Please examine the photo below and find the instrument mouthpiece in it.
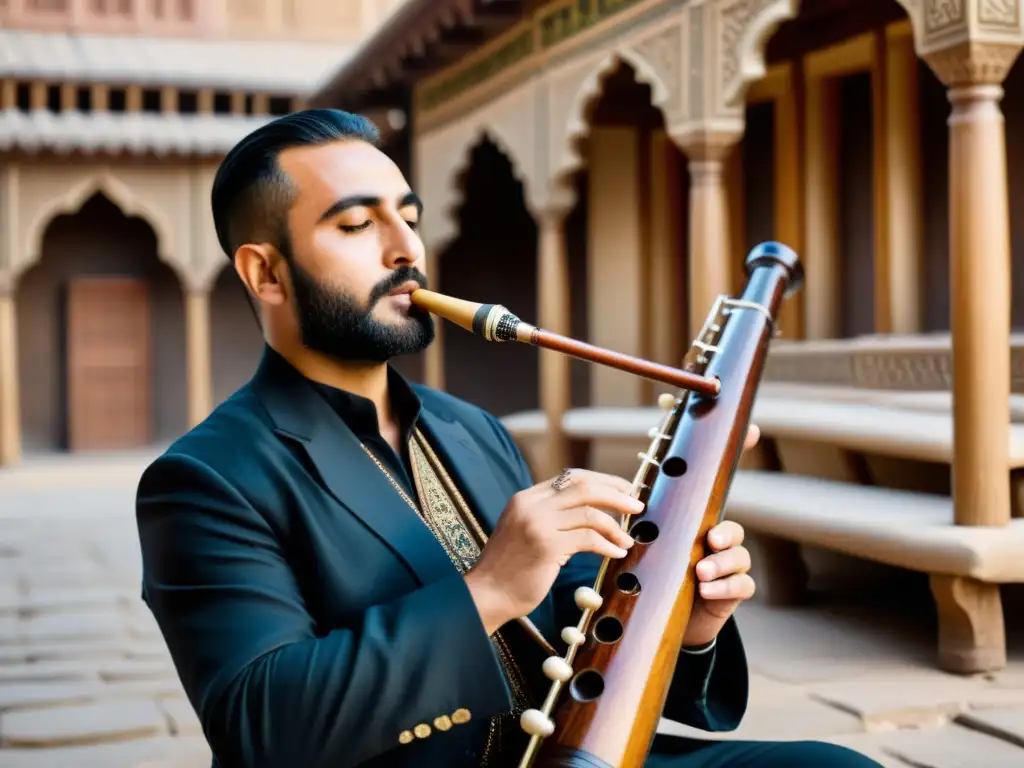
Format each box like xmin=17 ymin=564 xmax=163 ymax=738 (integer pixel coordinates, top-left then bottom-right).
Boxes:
xmin=409 ymin=289 xmax=522 ymax=342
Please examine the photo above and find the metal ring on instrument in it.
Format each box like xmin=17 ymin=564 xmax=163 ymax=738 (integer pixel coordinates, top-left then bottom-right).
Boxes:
xmin=551 ymin=468 xmax=573 ymax=492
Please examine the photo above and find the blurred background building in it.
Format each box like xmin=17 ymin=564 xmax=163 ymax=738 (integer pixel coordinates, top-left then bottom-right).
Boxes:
xmin=0 ymin=0 xmax=406 ymax=462
xmin=312 ymin=0 xmax=1024 ymax=680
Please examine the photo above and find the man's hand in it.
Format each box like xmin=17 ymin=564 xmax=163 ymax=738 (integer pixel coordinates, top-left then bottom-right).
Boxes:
xmin=465 ymin=469 xmax=641 ymax=635
xmin=681 ymin=423 xmax=761 ymax=648
xmin=681 ymin=520 xmax=756 ymax=648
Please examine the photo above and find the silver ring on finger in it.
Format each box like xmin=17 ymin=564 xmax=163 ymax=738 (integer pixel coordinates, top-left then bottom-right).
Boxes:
xmin=551 ymin=468 xmax=573 ymax=492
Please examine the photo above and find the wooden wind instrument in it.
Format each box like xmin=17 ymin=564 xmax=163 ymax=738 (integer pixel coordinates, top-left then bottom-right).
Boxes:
xmin=417 ymin=241 xmax=803 ymax=768
xmin=409 ymin=289 xmax=722 ymax=398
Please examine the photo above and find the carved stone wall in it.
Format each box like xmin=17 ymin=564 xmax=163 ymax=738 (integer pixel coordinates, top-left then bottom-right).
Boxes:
xmin=413 ymin=0 xmax=1024 ymax=251
xmin=546 ymin=15 xmax=682 ymax=184
xmin=763 ymin=335 xmax=1024 ymax=393
xmin=414 ymin=0 xmax=806 ymax=234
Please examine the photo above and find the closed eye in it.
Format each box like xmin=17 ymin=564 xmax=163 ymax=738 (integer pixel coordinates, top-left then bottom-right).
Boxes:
xmin=340 ymin=221 xmax=372 ymax=233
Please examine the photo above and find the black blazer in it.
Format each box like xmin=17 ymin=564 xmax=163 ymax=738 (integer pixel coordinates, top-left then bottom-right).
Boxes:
xmin=136 ymin=348 xmax=749 ymax=768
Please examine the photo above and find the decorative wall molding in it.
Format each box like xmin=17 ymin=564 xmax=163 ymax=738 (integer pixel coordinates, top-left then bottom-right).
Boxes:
xmin=413 ymin=0 xmax=1024 ymax=260
xmin=415 ymin=0 xmax=650 ymax=118
xmin=763 ymin=336 xmax=1024 ymax=393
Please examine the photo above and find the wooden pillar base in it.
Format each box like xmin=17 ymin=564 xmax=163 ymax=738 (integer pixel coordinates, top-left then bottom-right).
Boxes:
xmin=929 ymin=574 xmax=1006 ymax=674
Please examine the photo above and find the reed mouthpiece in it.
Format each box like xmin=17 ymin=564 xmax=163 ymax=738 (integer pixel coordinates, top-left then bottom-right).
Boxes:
xmin=409 ymin=288 xmax=523 ymax=342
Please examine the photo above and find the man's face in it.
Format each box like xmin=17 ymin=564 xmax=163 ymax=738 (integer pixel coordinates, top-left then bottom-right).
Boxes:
xmin=275 ymin=139 xmax=433 ymax=364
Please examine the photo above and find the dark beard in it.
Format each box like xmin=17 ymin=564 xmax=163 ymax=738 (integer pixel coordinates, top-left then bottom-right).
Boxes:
xmin=288 ymin=259 xmax=435 ymax=364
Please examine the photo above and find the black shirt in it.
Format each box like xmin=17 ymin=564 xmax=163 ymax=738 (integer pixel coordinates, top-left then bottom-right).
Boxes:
xmin=303 ymin=358 xmax=424 ymax=500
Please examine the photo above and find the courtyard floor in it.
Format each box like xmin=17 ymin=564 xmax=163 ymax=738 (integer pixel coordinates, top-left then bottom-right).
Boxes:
xmin=0 ymin=452 xmax=1021 ymax=767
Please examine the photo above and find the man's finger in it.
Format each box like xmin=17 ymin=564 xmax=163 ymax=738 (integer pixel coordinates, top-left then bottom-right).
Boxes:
xmin=707 ymin=520 xmax=744 ymax=551
xmin=698 ymin=573 xmax=756 ymax=601
xmin=743 ymin=424 xmax=761 ymax=452
xmin=695 ymin=546 xmax=751 ymax=582
xmin=539 ymin=468 xmax=635 ymax=498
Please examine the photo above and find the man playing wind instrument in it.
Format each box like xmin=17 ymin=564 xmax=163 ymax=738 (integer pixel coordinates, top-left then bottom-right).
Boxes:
xmin=135 ymin=109 xmax=880 ymax=768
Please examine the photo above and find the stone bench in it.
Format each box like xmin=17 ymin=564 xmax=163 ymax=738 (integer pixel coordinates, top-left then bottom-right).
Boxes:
xmin=501 ymin=391 xmax=1024 ymax=674
xmin=503 ymin=390 xmax=1024 ymax=468
xmin=727 ymin=470 xmax=1022 ymax=674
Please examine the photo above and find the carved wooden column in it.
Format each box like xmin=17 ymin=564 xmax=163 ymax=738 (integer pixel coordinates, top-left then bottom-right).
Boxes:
xmin=675 ymin=133 xmax=743 ymax=337
xmin=185 ymin=288 xmax=213 ymax=428
xmin=914 ymin=3 xmax=1024 ymax=673
xmin=0 ymin=286 xmax=20 ymax=467
xmin=536 ymin=203 xmax=573 ymax=480
xmin=923 ymin=42 xmax=1019 ymax=531
xmin=0 ymin=163 xmax=20 ymax=468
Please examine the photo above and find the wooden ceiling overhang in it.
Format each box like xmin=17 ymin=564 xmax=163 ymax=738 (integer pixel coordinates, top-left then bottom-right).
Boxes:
xmin=311 ymin=0 xmax=525 ymax=112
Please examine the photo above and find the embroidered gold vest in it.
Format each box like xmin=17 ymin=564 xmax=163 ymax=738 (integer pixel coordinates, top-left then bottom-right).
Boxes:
xmin=361 ymin=427 xmax=535 ymax=765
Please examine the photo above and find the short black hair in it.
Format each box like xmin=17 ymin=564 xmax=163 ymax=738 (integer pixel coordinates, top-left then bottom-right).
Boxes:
xmin=211 ymin=108 xmax=380 ymax=260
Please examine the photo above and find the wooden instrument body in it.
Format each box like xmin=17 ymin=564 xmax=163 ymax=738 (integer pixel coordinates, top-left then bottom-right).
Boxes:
xmin=532 ymin=246 xmax=801 ymax=768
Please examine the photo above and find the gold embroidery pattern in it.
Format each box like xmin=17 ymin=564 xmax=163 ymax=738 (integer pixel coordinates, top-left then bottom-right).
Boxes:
xmin=360 ymin=430 xmax=536 ymax=766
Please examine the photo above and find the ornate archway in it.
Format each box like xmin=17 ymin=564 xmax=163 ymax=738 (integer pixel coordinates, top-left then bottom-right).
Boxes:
xmin=415 ymin=82 xmax=539 ymax=254
xmin=17 ymin=170 xmax=183 ymax=286
xmin=15 ymin=192 xmax=187 ymax=453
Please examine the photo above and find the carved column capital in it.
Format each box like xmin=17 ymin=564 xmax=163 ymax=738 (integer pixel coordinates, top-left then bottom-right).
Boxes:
xmin=668 ymin=0 xmax=799 ymax=145
xmin=923 ymin=40 xmax=1024 ymax=87
xmin=670 ymin=126 xmax=744 ymax=165
xmin=528 ymin=181 xmax=578 ymax=226
xmin=910 ymin=0 xmax=1024 ymax=87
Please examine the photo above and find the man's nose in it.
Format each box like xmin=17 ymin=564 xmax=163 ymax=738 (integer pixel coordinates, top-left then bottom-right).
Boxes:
xmin=383 ymin=225 xmax=422 ymax=267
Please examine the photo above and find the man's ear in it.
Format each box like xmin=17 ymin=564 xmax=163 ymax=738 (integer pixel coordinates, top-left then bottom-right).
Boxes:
xmin=234 ymin=244 xmax=287 ymax=306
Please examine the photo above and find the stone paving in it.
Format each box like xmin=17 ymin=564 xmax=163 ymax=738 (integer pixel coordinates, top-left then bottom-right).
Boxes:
xmin=0 ymin=454 xmax=1021 ymax=767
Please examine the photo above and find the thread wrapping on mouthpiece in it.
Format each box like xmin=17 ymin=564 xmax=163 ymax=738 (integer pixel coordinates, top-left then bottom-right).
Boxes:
xmin=472 ymin=303 xmax=521 ymax=342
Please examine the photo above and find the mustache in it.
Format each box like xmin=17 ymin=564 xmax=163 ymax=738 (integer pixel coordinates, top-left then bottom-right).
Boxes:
xmin=368 ymin=267 xmax=428 ymax=304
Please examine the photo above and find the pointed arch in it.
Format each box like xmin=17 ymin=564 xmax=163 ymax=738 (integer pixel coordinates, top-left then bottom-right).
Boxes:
xmin=418 ymin=120 xmax=536 ymax=254
xmin=724 ymin=0 xmax=922 ymax=106
xmin=549 ymin=47 xmax=673 ymax=185
xmin=723 ymin=0 xmax=803 ymax=106
xmin=19 ymin=170 xmax=180 ymax=286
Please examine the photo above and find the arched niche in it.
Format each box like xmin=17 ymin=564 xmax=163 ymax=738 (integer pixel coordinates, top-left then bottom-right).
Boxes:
xmin=553 ymin=55 xmax=690 ymax=414
xmin=438 ymin=136 xmax=540 ymax=418
xmin=17 ymin=170 xmax=183 ymax=286
xmin=15 ymin=192 xmax=187 ymax=453
xmin=548 ymin=47 xmax=676 ymax=187
xmin=415 ymin=82 xmax=538 ymax=253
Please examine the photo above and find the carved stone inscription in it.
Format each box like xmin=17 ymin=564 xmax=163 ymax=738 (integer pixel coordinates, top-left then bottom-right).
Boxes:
xmin=925 ymin=0 xmax=966 ymax=34
xmin=978 ymin=0 xmax=1020 ymax=28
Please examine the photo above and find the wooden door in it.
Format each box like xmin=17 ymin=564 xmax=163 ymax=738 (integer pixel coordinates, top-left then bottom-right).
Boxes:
xmin=64 ymin=277 xmax=151 ymax=451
